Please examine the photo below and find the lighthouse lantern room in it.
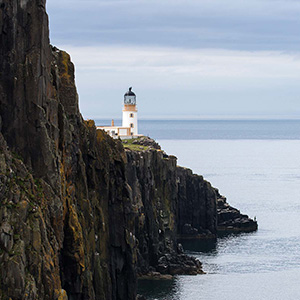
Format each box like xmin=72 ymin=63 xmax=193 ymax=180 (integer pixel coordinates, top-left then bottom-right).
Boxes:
xmin=96 ymin=87 xmax=140 ymax=138
xmin=122 ymin=87 xmax=138 ymax=136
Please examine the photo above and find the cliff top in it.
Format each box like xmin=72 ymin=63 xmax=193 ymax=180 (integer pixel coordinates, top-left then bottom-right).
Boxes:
xmin=122 ymin=136 xmax=161 ymax=151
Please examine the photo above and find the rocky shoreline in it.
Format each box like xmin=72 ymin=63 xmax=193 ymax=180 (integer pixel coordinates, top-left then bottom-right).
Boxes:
xmin=138 ymin=251 xmax=204 ymax=280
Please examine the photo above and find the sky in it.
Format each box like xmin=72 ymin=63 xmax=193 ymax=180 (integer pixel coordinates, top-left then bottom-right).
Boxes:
xmin=46 ymin=0 xmax=300 ymax=120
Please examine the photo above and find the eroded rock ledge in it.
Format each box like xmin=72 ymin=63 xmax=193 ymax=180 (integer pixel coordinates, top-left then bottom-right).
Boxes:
xmin=217 ymin=193 xmax=258 ymax=233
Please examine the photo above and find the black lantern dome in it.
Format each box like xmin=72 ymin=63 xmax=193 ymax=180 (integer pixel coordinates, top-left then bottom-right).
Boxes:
xmin=124 ymin=87 xmax=136 ymax=96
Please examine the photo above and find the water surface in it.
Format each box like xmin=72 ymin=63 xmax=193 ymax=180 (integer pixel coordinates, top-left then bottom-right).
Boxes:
xmin=95 ymin=119 xmax=300 ymax=140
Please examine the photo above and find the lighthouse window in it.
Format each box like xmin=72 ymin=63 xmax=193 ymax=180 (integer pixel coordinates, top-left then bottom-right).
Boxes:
xmin=130 ymin=123 xmax=134 ymax=128
xmin=130 ymin=113 xmax=134 ymax=118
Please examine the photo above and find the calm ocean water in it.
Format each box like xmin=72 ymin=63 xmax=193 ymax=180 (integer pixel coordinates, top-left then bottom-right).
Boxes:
xmin=97 ymin=119 xmax=300 ymax=299
xmin=95 ymin=119 xmax=300 ymax=140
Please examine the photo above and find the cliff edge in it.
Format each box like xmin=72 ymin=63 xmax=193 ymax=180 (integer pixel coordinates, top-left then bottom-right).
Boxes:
xmin=0 ymin=1 xmax=256 ymax=300
xmin=0 ymin=1 xmax=136 ymax=299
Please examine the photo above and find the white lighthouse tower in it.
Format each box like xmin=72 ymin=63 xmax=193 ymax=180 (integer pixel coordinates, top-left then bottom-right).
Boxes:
xmin=122 ymin=87 xmax=138 ymax=136
xmin=97 ymin=87 xmax=141 ymax=138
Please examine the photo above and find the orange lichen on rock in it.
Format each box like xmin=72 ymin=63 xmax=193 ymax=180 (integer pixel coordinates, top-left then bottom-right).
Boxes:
xmin=84 ymin=119 xmax=95 ymax=129
xmin=96 ymin=128 xmax=106 ymax=143
xmin=66 ymin=198 xmax=85 ymax=272
xmin=59 ymin=51 xmax=72 ymax=83
xmin=56 ymin=289 xmax=68 ymax=300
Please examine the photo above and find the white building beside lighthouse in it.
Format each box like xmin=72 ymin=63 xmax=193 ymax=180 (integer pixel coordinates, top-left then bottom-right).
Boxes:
xmin=96 ymin=87 xmax=141 ymax=138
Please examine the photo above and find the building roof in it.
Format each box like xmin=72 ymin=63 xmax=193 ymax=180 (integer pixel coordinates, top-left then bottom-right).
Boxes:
xmin=124 ymin=87 xmax=136 ymax=96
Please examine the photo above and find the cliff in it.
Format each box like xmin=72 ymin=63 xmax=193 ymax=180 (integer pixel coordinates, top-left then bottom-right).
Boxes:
xmin=0 ymin=1 xmax=136 ymax=299
xmin=0 ymin=1 xmax=256 ymax=300
xmin=126 ymin=149 xmax=208 ymax=276
xmin=124 ymin=139 xmax=257 ymax=278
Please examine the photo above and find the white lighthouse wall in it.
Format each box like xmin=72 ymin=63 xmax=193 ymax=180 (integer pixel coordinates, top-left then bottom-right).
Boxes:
xmin=122 ymin=110 xmax=138 ymax=135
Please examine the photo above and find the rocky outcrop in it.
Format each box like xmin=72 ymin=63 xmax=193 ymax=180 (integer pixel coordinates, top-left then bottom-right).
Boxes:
xmin=176 ymin=167 xmax=217 ymax=238
xmin=217 ymin=194 xmax=258 ymax=233
xmin=125 ymin=147 xmax=257 ymax=278
xmin=125 ymin=149 xmax=203 ymax=277
xmin=129 ymin=137 xmax=161 ymax=150
xmin=125 ymin=150 xmax=209 ymax=277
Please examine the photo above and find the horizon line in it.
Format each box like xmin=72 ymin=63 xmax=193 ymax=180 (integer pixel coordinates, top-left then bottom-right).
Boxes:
xmin=84 ymin=115 xmax=300 ymax=121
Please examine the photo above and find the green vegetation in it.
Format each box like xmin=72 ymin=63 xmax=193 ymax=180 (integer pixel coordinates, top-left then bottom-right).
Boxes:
xmin=11 ymin=151 xmax=23 ymax=162
xmin=121 ymin=138 xmax=149 ymax=151
xmin=34 ymin=178 xmax=44 ymax=197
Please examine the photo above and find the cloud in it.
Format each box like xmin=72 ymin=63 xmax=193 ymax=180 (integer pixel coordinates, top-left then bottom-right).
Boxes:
xmin=47 ymin=0 xmax=300 ymax=51
xmin=64 ymin=45 xmax=300 ymax=82
xmin=45 ymin=1 xmax=300 ymax=118
xmin=55 ymin=45 xmax=300 ymax=118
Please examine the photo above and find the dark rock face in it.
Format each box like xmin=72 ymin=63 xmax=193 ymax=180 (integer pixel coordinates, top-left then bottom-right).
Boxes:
xmin=125 ymin=150 xmax=216 ymax=276
xmin=0 ymin=0 xmax=57 ymax=182
xmin=177 ymin=167 xmax=217 ymax=237
xmin=156 ymin=253 xmax=203 ymax=275
xmin=124 ymin=145 xmax=257 ymax=279
xmin=217 ymin=194 xmax=258 ymax=233
xmin=125 ymin=150 xmax=179 ymax=275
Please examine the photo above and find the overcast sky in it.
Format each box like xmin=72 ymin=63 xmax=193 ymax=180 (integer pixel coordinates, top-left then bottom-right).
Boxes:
xmin=47 ymin=0 xmax=300 ymax=119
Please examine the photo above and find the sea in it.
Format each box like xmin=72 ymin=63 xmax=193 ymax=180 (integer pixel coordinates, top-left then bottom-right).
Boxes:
xmin=96 ymin=119 xmax=300 ymax=300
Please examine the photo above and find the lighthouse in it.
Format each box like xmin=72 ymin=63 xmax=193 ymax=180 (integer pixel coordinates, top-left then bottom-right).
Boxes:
xmin=122 ymin=87 xmax=138 ymax=136
xmin=96 ymin=87 xmax=141 ymax=138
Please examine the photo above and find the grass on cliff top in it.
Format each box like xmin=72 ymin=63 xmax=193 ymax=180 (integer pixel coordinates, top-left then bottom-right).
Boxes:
xmin=121 ymin=138 xmax=149 ymax=151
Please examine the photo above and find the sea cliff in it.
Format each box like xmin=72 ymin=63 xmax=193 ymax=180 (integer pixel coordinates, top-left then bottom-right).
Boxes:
xmin=0 ymin=1 xmax=256 ymax=299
